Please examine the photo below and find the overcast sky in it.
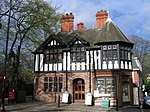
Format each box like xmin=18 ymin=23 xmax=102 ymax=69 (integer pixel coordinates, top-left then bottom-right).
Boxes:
xmin=47 ymin=0 xmax=150 ymax=40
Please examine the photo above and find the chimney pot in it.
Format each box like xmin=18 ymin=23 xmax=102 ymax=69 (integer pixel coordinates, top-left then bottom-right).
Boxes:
xmin=61 ymin=12 xmax=74 ymax=32
xmin=96 ymin=10 xmax=108 ymax=29
xmin=77 ymin=22 xmax=85 ymax=31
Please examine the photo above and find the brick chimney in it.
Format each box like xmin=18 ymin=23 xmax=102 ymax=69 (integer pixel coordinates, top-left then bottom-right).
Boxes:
xmin=96 ymin=10 xmax=108 ymax=29
xmin=61 ymin=12 xmax=74 ymax=32
xmin=77 ymin=22 xmax=85 ymax=31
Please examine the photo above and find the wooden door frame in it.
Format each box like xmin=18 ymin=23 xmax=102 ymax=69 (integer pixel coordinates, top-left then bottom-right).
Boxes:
xmin=73 ymin=78 xmax=85 ymax=102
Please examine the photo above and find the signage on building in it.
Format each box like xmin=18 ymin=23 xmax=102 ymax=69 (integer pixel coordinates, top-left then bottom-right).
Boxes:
xmin=62 ymin=91 xmax=69 ymax=103
xmin=133 ymin=87 xmax=139 ymax=105
xmin=85 ymin=92 xmax=92 ymax=105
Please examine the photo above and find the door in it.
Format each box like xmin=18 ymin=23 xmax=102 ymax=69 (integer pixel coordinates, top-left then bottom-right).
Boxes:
xmin=73 ymin=78 xmax=85 ymax=101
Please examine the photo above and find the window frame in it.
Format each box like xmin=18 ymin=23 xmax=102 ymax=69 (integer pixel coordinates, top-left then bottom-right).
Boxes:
xmin=43 ymin=76 xmax=63 ymax=93
xmin=71 ymin=46 xmax=86 ymax=62
xmin=44 ymin=49 xmax=63 ymax=64
xmin=96 ymin=78 xmax=116 ymax=95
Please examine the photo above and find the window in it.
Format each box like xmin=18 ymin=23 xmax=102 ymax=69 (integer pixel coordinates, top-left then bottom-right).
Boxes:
xmin=102 ymin=51 xmax=107 ymax=60
xmin=113 ymin=50 xmax=117 ymax=59
xmin=97 ymin=78 xmax=116 ymax=95
xmin=43 ymin=76 xmax=63 ymax=93
xmin=120 ymin=46 xmax=131 ymax=60
xmin=71 ymin=47 xmax=86 ymax=62
xmin=102 ymin=45 xmax=118 ymax=60
xmin=108 ymin=51 xmax=112 ymax=59
xmin=122 ymin=76 xmax=130 ymax=102
xmin=120 ymin=50 xmax=124 ymax=59
xmin=44 ymin=49 xmax=63 ymax=63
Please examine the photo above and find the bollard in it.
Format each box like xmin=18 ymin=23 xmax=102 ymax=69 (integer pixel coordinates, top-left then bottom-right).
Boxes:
xmin=58 ymin=94 xmax=60 ymax=107
xmin=115 ymin=98 xmax=118 ymax=111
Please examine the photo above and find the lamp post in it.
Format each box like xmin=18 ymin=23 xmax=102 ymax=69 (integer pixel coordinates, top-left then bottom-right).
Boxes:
xmin=115 ymin=79 xmax=119 ymax=111
xmin=1 ymin=76 xmax=6 ymax=112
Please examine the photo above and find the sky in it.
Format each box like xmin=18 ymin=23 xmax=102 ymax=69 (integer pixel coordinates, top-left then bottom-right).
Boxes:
xmin=46 ymin=0 xmax=150 ymax=40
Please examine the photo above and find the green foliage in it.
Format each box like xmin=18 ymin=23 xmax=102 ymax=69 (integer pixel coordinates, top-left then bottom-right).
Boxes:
xmin=19 ymin=68 xmax=34 ymax=84
xmin=145 ymin=80 xmax=150 ymax=86
xmin=0 ymin=0 xmax=62 ymax=84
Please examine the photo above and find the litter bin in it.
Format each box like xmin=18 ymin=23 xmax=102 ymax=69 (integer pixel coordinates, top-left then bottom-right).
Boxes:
xmin=102 ymin=97 xmax=110 ymax=108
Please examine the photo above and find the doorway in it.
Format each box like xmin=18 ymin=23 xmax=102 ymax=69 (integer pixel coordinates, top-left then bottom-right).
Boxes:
xmin=73 ymin=78 xmax=85 ymax=102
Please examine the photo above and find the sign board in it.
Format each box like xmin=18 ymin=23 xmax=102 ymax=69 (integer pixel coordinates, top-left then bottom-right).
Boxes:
xmin=133 ymin=87 xmax=139 ymax=105
xmin=85 ymin=92 xmax=92 ymax=105
xmin=8 ymin=87 xmax=15 ymax=100
xmin=102 ymin=97 xmax=110 ymax=108
xmin=62 ymin=91 xmax=69 ymax=103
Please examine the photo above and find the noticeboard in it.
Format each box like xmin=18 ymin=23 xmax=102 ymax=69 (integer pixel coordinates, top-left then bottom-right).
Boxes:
xmin=62 ymin=91 xmax=69 ymax=103
xmin=102 ymin=97 xmax=110 ymax=108
xmin=85 ymin=92 xmax=92 ymax=105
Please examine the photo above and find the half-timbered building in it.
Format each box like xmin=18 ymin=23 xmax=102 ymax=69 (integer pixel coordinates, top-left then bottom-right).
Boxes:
xmin=33 ymin=10 xmax=134 ymax=107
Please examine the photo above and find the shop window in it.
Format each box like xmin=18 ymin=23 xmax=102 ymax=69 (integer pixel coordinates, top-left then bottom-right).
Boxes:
xmin=97 ymin=78 xmax=116 ymax=95
xmin=43 ymin=76 xmax=63 ymax=93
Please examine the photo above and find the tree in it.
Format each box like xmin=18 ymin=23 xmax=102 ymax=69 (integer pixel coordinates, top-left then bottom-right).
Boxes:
xmin=129 ymin=35 xmax=150 ymax=79
xmin=0 ymin=0 xmax=61 ymax=84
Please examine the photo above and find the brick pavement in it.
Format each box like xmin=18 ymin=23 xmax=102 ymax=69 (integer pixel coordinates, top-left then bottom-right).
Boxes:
xmin=3 ymin=101 xmax=150 ymax=112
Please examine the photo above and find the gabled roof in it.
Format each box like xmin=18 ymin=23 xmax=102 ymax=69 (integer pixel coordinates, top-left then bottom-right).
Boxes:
xmin=33 ymin=18 xmax=134 ymax=53
xmin=94 ymin=18 xmax=133 ymax=45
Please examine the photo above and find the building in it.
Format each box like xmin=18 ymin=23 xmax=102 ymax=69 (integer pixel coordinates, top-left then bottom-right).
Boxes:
xmin=33 ymin=10 xmax=134 ymax=107
xmin=132 ymin=57 xmax=143 ymax=106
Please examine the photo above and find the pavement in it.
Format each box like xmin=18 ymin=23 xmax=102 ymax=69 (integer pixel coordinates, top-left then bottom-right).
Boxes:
xmin=3 ymin=100 xmax=150 ymax=112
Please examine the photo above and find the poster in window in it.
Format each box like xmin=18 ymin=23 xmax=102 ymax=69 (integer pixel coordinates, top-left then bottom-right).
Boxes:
xmin=97 ymin=80 xmax=105 ymax=94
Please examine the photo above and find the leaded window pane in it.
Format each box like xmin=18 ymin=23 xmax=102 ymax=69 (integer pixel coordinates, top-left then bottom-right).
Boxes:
xmin=106 ymin=79 xmax=115 ymax=94
xmin=97 ymin=80 xmax=105 ymax=94
xmin=113 ymin=50 xmax=117 ymax=59
xmin=44 ymin=83 xmax=48 ymax=92
xmin=44 ymin=77 xmax=48 ymax=82
xmin=108 ymin=51 xmax=112 ymax=59
xmin=54 ymin=83 xmax=57 ymax=92
xmin=49 ymin=83 xmax=52 ymax=92
xmin=103 ymin=51 xmax=107 ymax=60
xmin=71 ymin=46 xmax=86 ymax=62
xmin=44 ymin=48 xmax=63 ymax=64
xmin=59 ymin=83 xmax=62 ymax=92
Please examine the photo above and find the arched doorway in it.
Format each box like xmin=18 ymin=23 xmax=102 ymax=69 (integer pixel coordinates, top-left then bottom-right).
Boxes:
xmin=73 ymin=78 xmax=85 ymax=102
